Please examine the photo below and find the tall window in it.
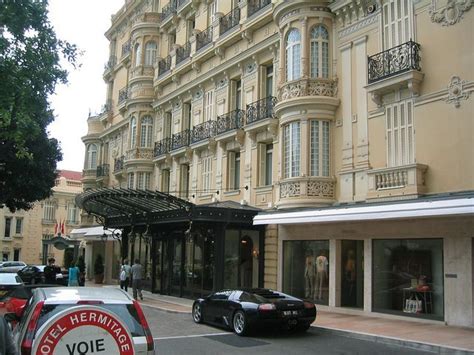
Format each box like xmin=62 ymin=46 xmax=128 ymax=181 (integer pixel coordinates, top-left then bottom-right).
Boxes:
xmin=140 ymin=116 xmax=153 ymax=148
xmin=128 ymin=172 xmax=135 ymax=189
xmin=283 ymin=122 xmax=300 ymax=178
xmin=130 ymin=116 xmax=137 ymax=148
xmin=228 ymin=151 xmax=240 ymax=190
xmin=161 ymin=169 xmax=170 ymax=193
xmin=163 ymin=112 xmax=172 ymax=138
xmin=145 ymin=41 xmax=157 ymax=66
xmin=383 ymin=0 xmax=411 ymax=48
xmin=86 ymin=144 xmax=97 ymax=170
xmin=258 ymin=143 xmax=273 ymax=186
xmin=265 ymin=65 xmax=274 ymax=97
xmin=386 ymin=100 xmax=414 ymax=167
xmin=13 ymin=249 xmax=20 ymax=261
xmin=204 ymin=90 xmax=214 ymax=121
xmin=168 ymin=32 xmax=176 ymax=52
xmin=137 ymin=172 xmax=151 ymax=190
xmin=67 ymin=203 xmax=78 ymax=224
xmin=180 ymin=164 xmax=190 ymax=199
xmin=15 ymin=218 xmax=23 ymax=235
xmin=310 ymin=25 xmax=329 ymax=79
xmin=286 ymin=29 xmax=301 ymax=81
xmin=202 ymin=157 xmax=212 ymax=194
xmin=134 ymin=43 xmax=141 ymax=67
xmin=208 ymin=1 xmax=217 ymax=25
xmin=4 ymin=217 xmax=12 ymax=238
xmin=43 ymin=201 xmax=56 ymax=222
xmin=235 ymin=80 xmax=242 ymax=110
xmin=310 ymin=120 xmax=330 ymax=177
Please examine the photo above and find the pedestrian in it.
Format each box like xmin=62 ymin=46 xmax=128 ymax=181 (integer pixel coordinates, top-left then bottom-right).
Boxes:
xmin=131 ymin=258 xmax=143 ymax=301
xmin=68 ymin=261 xmax=80 ymax=287
xmin=120 ymin=258 xmax=132 ymax=292
xmin=0 ymin=315 xmax=16 ymax=355
xmin=44 ymin=257 xmax=61 ymax=284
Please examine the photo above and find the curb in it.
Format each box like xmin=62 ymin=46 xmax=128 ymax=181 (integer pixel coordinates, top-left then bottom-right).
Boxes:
xmin=313 ymin=326 xmax=474 ymax=355
xmin=139 ymin=300 xmax=192 ymax=315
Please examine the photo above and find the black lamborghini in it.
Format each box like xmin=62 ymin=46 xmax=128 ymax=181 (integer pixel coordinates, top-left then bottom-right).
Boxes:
xmin=192 ymin=288 xmax=316 ymax=336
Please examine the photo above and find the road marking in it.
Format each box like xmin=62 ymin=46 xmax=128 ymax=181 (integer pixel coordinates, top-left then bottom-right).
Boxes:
xmin=154 ymin=332 xmax=230 ymax=340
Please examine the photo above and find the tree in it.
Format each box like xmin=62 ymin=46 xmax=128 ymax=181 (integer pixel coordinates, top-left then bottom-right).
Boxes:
xmin=0 ymin=0 xmax=79 ymax=212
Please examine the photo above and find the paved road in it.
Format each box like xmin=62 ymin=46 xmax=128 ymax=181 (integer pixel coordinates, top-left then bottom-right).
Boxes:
xmin=144 ymin=305 xmax=431 ymax=355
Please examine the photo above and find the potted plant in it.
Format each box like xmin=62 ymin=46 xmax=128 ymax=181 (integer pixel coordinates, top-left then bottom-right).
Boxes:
xmin=77 ymin=255 xmax=86 ymax=286
xmin=94 ymin=254 xmax=104 ymax=284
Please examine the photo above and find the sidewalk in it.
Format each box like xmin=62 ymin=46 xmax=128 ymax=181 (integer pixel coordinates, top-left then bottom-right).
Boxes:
xmin=88 ymin=282 xmax=474 ymax=354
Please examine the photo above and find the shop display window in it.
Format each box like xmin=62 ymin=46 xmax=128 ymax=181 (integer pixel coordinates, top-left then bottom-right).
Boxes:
xmin=373 ymin=239 xmax=444 ymax=320
xmin=283 ymin=240 xmax=329 ymax=305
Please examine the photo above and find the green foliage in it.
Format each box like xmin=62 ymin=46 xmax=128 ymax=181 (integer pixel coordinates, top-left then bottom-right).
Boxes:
xmin=0 ymin=0 xmax=79 ymax=212
xmin=77 ymin=255 xmax=86 ymax=273
xmin=94 ymin=254 xmax=104 ymax=275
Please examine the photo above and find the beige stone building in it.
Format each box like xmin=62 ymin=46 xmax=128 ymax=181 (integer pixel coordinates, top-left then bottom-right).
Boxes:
xmin=78 ymin=0 xmax=473 ymax=326
xmin=0 ymin=170 xmax=83 ymax=266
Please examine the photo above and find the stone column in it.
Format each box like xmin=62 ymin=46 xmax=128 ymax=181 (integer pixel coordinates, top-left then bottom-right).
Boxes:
xmin=300 ymin=17 xmax=309 ymax=78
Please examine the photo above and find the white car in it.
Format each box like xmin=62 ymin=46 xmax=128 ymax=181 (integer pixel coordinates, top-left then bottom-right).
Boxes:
xmin=7 ymin=287 xmax=155 ymax=354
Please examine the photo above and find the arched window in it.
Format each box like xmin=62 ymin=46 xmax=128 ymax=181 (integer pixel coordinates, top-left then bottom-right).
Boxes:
xmin=86 ymin=144 xmax=97 ymax=170
xmin=134 ymin=43 xmax=141 ymax=67
xmin=130 ymin=117 xmax=137 ymax=148
xmin=286 ymin=29 xmax=301 ymax=81
xmin=140 ymin=116 xmax=153 ymax=148
xmin=310 ymin=25 xmax=329 ymax=79
xmin=144 ymin=41 xmax=157 ymax=66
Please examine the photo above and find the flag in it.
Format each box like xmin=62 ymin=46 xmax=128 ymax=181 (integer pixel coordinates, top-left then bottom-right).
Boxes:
xmin=54 ymin=220 xmax=58 ymax=235
xmin=61 ymin=219 xmax=65 ymax=235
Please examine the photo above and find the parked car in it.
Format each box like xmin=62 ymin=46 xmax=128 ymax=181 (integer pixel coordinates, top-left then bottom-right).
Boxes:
xmin=6 ymin=287 xmax=155 ymax=354
xmin=55 ymin=268 xmax=69 ymax=286
xmin=17 ymin=265 xmax=46 ymax=285
xmin=192 ymin=288 xmax=317 ymax=336
xmin=0 ymin=261 xmax=27 ymax=268
xmin=0 ymin=273 xmax=24 ymax=315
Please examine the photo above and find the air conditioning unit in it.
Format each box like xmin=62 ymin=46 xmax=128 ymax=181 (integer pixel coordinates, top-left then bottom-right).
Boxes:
xmin=367 ymin=4 xmax=376 ymax=14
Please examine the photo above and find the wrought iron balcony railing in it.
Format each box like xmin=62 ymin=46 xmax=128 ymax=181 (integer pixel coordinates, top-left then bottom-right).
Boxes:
xmin=158 ymin=55 xmax=172 ymax=76
xmin=121 ymin=40 xmax=131 ymax=58
xmin=220 ymin=7 xmax=240 ymax=36
xmin=191 ymin=120 xmax=216 ymax=144
xmin=96 ymin=164 xmax=110 ymax=178
xmin=368 ymin=40 xmax=421 ymax=84
xmin=216 ymin=109 xmax=244 ymax=135
xmin=118 ymin=87 xmax=128 ymax=104
xmin=246 ymin=96 xmax=277 ymax=124
xmin=177 ymin=0 xmax=189 ymax=8
xmin=114 ymin=156 xmax=124 ymax=174
xmin=104 ymin=56 xmax=116 ymax=73
xmin=176 ymin=42 xmax=191 ymax=65
xmin=248 ymin=0 xmax=271 ymax=17
xmin=154 ymin=138 xmax=171 ymax=157
xmin=171 ymin=129 xmax=190 ymax=151
xmin=162 ymin=0 xmax=177 ymax=21
xmin=196 ymin=26 xmax=213 ymax=52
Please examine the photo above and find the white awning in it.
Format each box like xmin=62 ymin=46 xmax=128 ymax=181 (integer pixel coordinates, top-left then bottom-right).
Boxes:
xmin=253 ymin=197 xmax=474 ymax=225
xmin=70 ymin=226 xmax=121 ymax=241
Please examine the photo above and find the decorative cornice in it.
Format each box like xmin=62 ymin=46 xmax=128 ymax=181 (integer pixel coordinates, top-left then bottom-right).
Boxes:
xmin=338 ymin=11 xmax=379 ymax=39
xmin=429 ymin=0 xmax=473 ymax=26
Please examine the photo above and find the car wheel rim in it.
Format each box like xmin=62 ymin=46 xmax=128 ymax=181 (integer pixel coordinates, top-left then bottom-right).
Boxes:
xmin=193 ymin=305 xmax=201 ymax=322
xmin=234 ymin=313 xmax=244 ymax=333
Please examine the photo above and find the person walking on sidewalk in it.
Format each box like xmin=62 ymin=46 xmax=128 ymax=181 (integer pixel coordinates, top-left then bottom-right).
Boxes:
xmin=68 ymin=261 xmax=80 ymax=287
xmin=120 ymin=258 xmax=132 ymax=292
xmin=131 ymin=258 xmax=143 ymax=301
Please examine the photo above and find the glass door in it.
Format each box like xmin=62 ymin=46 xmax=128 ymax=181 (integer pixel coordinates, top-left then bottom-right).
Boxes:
xmin=341 ymin=240 xmax=364 ymax=308
xmin=153 ymin=240 xmax=162 ymax=293
xmin=171 ymin=238 xmax=183 ymax=297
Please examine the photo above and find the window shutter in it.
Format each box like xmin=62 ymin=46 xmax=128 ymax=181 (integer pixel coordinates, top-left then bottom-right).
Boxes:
xmin=228 ymin=152 xmax=236 ymax=189
xmin=258 ymin=143 xmax=266 ymax=186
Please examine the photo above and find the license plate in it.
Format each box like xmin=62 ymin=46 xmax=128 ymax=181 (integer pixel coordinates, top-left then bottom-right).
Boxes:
xmin=283 ymin=310 xmax=299 ymax=316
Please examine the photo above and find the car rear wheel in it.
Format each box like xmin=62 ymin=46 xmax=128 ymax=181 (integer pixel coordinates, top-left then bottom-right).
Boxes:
xmin=233 ymin=310 xmax=249 ymax=336
xmin=192 ymin=303 xmax=203 ymax=323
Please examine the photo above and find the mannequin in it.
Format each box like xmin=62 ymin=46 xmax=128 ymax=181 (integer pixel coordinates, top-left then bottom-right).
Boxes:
xmin=314 ymin=250 xmax=329 ymax=300
xmin=304 ymin=250 xmax=315 ymax=299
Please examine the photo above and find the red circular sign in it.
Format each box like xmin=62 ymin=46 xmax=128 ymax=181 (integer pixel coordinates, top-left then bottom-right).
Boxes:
xmin=33 ymin=306 xmax=135 ymax=355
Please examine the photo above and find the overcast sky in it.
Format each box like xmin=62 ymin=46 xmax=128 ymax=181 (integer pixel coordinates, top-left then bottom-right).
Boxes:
xmin=47 ymin=0 xmax=124 ymax=172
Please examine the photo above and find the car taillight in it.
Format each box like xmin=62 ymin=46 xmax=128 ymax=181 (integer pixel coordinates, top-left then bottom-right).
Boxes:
xmin=258 ymin=303 xmax=276 ymax=312
xmin=77 ymin=300 xmax=104 ymax=305
xmin=304 ymin=301 xmax=315 ymax=309
xmin=21 ymin=300 xmax=44 ymax=355
xmin=133 ymin=300 xmax=154 ymax=351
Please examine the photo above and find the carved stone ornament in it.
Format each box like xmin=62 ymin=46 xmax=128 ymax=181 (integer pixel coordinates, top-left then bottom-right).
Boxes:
xmin=429 ymin=0 xmax=473 ymax=26
xmin=445 ymin=76 xmax=471 ymax=108
xmin=216 ymin=77 xmax=228 ymax=89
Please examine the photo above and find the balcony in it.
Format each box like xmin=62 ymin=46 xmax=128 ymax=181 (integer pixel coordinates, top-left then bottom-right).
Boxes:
xmin=216 ymin=109 xmax=244 ymax=135
xmin=367 ymin=164 xmax=428 ymax=200
xmin=81 ymin=168 xmax=97 ymax=187
xmin=196 ymin=26 xmax=213 ymax=52
xmin=125 ymin=147 xmax=154 ymax=161
xmin=161 ymin=0 xmax=177 ymax=24
xmin=96 ymin=164 xmax=110 ymax=178
xmin=247 ymin=0 xmax=271 ymax=18
xmin=103 ymin=55 xmax=117 ymax=79
xmin=113 ymin=156 xmax=124 ymax=175
xmin=278 ymin=177 xmax=336 ymax=208
xmin=154 ymin=138 xmax=171 ymax=158
xmin=191 ymin=120 xmax=216 ymax=144
xmin=158 ymin=55 xmax=172 ymax=77
xmin=118 ymin=87 xmax=129 ymax=104
xmin=220 ymin=7 xmax=240 ymax=36
xmin=366 ymin=40 xmax=423 ymax=106
xmin=171 ymin=129 xmax=190 ymax=151
xmin=121 ymin=40 xmax=131 ymax=62
xmin=246 ymin=96 xmax=276 ymax=124
xmin=176 ymin=42 xmax=191 ymax=66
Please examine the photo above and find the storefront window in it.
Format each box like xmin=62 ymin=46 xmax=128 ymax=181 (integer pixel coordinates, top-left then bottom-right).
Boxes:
xmin=373 ymin=239 xmax=444 ymax=320
xmin=283 ymin=240 xmax=329 ymax=305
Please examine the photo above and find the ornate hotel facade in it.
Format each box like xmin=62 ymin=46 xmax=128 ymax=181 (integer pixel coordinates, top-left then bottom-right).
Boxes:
xmin=78 ymin=0 xmax=473 ymax=326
